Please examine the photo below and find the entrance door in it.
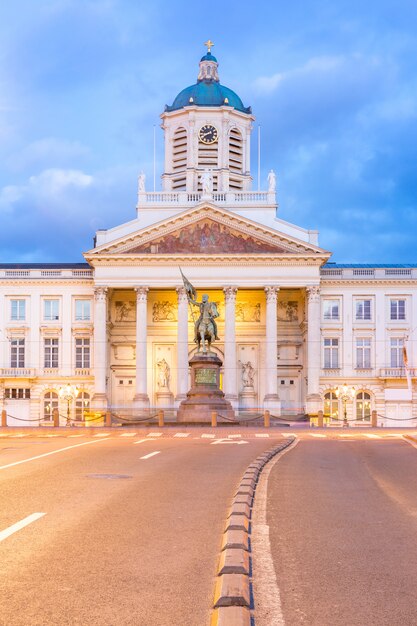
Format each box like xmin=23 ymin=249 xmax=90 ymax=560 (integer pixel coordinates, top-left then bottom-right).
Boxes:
xmin=385 ymin=403 xmax=414 ymax=428
xmin=278 ymin=376 xmax=301 ymax=415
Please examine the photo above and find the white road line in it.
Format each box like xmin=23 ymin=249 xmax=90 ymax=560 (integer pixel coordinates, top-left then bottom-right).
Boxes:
xmin=228 ymin=434 xmax=242 ymax=438
xmin=174 ymin=433 xmax=190 ymax=438
xmin=201 ymin=434 xmax=215 ymax=438
xmin=365 ymin=434 xmax=381 ymax=439
xmin=68 ymin=434 xmax=84 ymax=438
xmin=0 ymin=513 xmax=46 ymax=543
xmin=147 ymin=432 xmax=162 ymax=437
xmin=120 ymin=433 xmax=137 ymax=437
xmin=0 ymin=439 xmax=108 ymax=471
xmin=255 ymin=434 xmax=270 ymax=438
xmin=251 ymin=438 xmax=299 ymax=626
xmin=310 ymin=433 xmax=327 ymax=438
xmin=133 ymin=439 xmax=149 ymax=444
xmin=140 ymin=451 xmax=161 ymax=460
xmin=94 ymin=433 xmax=110 ymax=437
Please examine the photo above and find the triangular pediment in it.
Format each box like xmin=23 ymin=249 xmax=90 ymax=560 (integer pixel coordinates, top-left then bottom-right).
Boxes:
xmin=85 ymin=204 xmax=330 ymax=261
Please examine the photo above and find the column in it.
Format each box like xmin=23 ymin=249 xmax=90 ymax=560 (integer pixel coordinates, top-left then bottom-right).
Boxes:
xmin=306 ymin=285 xmax=321 ymax=414
xmin=134 ymin=286 xmax=150 ymax=409
xmin=264 ymin=286 xmax=281 ymax=412
xmin=176 ymin=286 xmax=189 ymax=402
xmin=92 ymin=287 xmax=108 ymax=408
xmin=223 ymin=286 xmax=238 ymax=407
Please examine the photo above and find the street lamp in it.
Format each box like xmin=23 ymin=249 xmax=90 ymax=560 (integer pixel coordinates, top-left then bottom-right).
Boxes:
xmin=335 ymin=383 xmax=355 ymax=427
xmin=59 ymin=383 xmax=79 ymax=426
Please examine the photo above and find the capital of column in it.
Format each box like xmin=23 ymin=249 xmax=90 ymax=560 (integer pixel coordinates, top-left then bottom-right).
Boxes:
xmin=264 ymin=285 xmax=279 ymax=303
xmin=306 ymin=285 xmax=320 ymax=304
xmin=94 ymin=286 xmax=107 ymax=303
xmin=223 ymin=286 xmax=238 ymax=303
xmin=176 ymin=286 xmax=188 ymax=305
xmin=135 ymin=286 xmax=149 ymax=303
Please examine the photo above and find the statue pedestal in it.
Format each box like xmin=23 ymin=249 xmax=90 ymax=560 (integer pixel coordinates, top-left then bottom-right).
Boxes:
xmin=239 ymin=387 xmax=257 ymax=409
xmin=177 ymin=353 xmax=235 ymax=423
xmin=156 ymin=389 xmax=174 ymax=408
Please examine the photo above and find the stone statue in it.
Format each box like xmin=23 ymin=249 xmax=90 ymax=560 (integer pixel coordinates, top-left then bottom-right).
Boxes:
xmin=267 ymin=169 xmax=276 ymax=192
xmin=180 ymin=269 xmax=219 ymax=354
xmin=200 ymin=169 xmax=213 ymax=195
xmin=240 ymin=361 xmax=255 ymax=388
xmin=116 ymin=301 xmax=133 ymax=322
xmin=138 ymin=172 xmax=146 ymax=193
xmin=156 ymin=358 xmax=170 ymax=389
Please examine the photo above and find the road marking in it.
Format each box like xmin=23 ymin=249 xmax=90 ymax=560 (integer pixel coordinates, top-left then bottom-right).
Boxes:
xmin=120 ymin=432 xmax=137 ymax=437
xmin=251 ymin=438 xmax=298 ymax=626
xmin=255 ymin=433 xmax=270 ymax=438
xmin=365 ymin=434 xmax=381 ymax=439
xmin=147 ymin=432 xmax=162 ymax=437
xmin=0 ymin=438 xmax=108 ymax=471
xmin=68 ymin=434 xmax=84 ymax=438
xmin=94 ymin=433 xmax=110 ymax=437
xmin=140 ymin=451 xmax=161 ymax=460
xmin=310 ymin=433 xmax=327 ymax=438
xmin=228 ymin=434 xmax=242 ymax=438
xmin=133 ymin=439 xmax=149 ymax=444
xmin=201 ymin=434 xmax=215 ymax=438
xmin=403 ymin=436 xmax=417 ymax=450
xmin=211 ymin=438 xmax=249 ymax=445
xmin=0 ymin=513 xmax=46 ymax=543
xmin=174 ymin=433 xmax=190 ymax=438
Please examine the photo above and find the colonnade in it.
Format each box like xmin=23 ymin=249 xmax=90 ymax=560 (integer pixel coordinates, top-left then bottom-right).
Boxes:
xmin=91 ymin=284 xmax=321 ymax=413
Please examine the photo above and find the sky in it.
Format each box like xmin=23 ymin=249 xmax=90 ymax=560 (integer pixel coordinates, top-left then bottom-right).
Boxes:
xmin=0 ymin=0 xmax=416 ymax=264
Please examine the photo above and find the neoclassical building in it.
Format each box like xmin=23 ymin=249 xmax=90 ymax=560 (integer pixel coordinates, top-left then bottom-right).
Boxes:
xmin=1 ymin=47 xmax=416 ymax=427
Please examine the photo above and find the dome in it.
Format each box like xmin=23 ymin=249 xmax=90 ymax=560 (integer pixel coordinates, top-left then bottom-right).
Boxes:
xmin=165 ymin=81 xmax=251 ymax=114
xmin=200 ymin=52 xmax=218 ymax=63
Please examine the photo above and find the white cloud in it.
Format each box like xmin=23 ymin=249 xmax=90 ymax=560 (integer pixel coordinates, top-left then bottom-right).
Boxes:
xmin=28 ymin=168 xmax=93 ymax=195
xmin=8 ymin=138 xmax=90 ymax=171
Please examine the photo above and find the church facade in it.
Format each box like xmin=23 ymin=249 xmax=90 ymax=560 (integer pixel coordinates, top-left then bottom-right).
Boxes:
xmin=1 ymin=47 xmax=416 ymax=427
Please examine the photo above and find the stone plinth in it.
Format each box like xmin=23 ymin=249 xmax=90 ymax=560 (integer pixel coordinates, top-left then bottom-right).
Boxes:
xmin=177 ymin=353 xmax=235 ymax=422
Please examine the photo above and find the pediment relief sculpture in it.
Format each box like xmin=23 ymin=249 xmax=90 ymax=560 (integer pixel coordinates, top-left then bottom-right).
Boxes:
xmin=125 ymin=219 xmax=287 ymax=255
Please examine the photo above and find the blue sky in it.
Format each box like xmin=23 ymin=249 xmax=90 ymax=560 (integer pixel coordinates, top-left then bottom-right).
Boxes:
xmin=0 ymin=0 xmax=416 ymax=263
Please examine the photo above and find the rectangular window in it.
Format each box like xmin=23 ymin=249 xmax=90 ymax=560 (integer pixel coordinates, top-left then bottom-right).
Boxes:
xmin=11 ymin=339 xmax=25 ymax=368
xmin=356 ymin=299 xmax=371 ymax=321
xmin=75 ymin=299 xmax=91 ymax=321
xmin=323 ymin=299 xmax=340 ymax=320
xmin=356 ymin=338 xmax=371 ymax=368
xmin=44 ymin=299 xmax=59 ymax=321
xmin=11 ymin=299 xmax=26 ymax=321
xmin=390 ymin=338 xmax=404 ymax=367
xmin=390 ymin=299 xmax=406 ymax=320
xmin=44 ymin=338 xmax=59 ymax=368
xmin=5 ymin=388 xmax=30 ymax=399
xmin=324 ymin=338 xmax=339 ymax=368
xmin=75 ymin=338 xmax=90 ymax=369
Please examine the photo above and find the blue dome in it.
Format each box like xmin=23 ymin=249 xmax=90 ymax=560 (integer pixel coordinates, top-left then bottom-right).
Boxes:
xmin=165 ymin=81 xmax=251 ymax=114
xmin=200 ymin=52 xmax=218 ymax=62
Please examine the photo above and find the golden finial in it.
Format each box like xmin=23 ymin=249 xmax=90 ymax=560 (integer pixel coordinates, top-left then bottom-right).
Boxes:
xmin=204 ymin=39 xmax=214 ymax=53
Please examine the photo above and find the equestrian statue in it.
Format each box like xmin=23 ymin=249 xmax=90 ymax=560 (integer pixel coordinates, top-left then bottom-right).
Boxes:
xmin=180 ymin=269 xmax=220 ymax=354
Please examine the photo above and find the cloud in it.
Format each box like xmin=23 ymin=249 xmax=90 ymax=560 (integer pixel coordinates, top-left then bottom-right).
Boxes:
xmin=8 ymin=138 xmax=90 ymax=171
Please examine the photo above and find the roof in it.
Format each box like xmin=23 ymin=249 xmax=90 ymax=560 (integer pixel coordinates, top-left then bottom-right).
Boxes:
xmin=165 ymin=81 xmax=251 ymax=114
xmin=0 ymin=263 xmax=90 ymax=269
xmin=323 ymin=263 xmax=417 ymax=268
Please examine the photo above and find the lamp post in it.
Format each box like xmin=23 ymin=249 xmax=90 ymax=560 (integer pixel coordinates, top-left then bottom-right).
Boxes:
xmin=59 ymin=383 xmax=79 ymax=427
xmin=335 ymin=383 xmax=355 ymax=427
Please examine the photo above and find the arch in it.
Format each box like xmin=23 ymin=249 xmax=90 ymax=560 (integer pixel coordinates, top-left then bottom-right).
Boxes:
xmin=323 ymin=390 xmax=339 ymax=420
xmin=172 ymin=126 xmax=187 ymax=190
xmin=355 ymin=390 xmax=372 ymax=421
xmin=75 ymin=390 xmax=90 ymax=422
xmin=43 ymin=390 xmax=58 ymax=423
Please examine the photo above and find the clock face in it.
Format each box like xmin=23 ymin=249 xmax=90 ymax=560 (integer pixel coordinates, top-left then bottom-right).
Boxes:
xmin=199 ymin=124 xmax=218 ymax=144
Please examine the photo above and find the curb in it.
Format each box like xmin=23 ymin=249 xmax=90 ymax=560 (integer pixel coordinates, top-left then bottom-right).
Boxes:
xmin=210 ymin=436 xmax=296 ymax=624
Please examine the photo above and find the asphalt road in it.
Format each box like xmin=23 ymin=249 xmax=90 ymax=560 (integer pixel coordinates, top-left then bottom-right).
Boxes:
xmin=0 ymin=431 xmax=278 ymax=626
xmin=261 ymin=434 xmax=417 ymax=626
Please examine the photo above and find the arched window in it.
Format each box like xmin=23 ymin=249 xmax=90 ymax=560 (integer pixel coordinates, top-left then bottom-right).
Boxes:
xmin=324 ymin=391 xmax=339 ymax=420
xmin=356 ymin=392 xmax=371 ymax=421
xmin=43 ymin=391 xmax=58 ymax=422
xmin=172 ymin=127 xmax=187 ymax=190
xmin=75 ymin=391 xmax=90 ymax=422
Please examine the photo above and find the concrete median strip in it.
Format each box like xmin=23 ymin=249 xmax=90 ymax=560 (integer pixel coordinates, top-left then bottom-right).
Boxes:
xmin=210 ymin=435 xmax=296 ymax=625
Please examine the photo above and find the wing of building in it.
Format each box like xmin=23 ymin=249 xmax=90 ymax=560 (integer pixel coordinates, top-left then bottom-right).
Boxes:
xmin=1 ymin=47 xmax=416 ymax=427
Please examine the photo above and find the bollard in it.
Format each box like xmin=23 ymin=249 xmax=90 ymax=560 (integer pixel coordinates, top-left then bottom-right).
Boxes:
xmin=371 ymin=409 xmax=377 ymax=428
xmin=317 ymin=410 xmax=324 ymax=428
xmin=1 ymin=409 xmax=7 ymax=428
xmin=105 ymin=411 xmax=112 ymax=428
xmin=264 ymin=409 xmax=270 ymax=428
xmin=211 ymin=411 xmax=217 ymax=428
xmin=158 ymin=410 xmax=164 ymax=428
xmin=52 ymin=407 xmax=59 ymax=428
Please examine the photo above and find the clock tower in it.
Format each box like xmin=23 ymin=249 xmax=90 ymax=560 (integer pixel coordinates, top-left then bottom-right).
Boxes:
xmin=161 ymin=43 xmax=255 ymax=193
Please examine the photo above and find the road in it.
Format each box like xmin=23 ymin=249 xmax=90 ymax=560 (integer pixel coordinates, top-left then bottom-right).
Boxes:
xmin=254 ymin=431 xmax=417 ymax=626
xmin=0 ymin=429 xmax=278 ymax=626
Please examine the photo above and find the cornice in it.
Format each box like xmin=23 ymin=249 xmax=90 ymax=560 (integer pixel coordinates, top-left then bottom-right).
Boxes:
xmin=85 ymin=254 xmax=328 ymax=266
xmin=0 ymin=279 xmax=93 ymax=286
xmin=320 ymin=279 xmax=417 ymax=286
